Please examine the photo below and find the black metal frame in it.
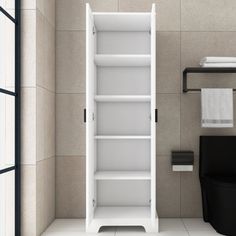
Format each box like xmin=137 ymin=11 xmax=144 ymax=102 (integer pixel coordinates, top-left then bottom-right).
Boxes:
xmin=0 ymin=1 xmax=21 ymax=235
xmin=183 ymin=67 xmax=236 ymax=93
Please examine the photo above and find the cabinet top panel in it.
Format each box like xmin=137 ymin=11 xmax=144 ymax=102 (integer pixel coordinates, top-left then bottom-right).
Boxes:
xmin=93 ymin=13 xmax=151 ymax=31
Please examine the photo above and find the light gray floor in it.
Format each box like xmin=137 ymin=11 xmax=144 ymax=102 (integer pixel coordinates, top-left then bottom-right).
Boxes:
xmin=41 ymin=218 xmax=222 ymax=236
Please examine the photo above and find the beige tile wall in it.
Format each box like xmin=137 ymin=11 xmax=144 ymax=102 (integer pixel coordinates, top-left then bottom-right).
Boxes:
xmin=21 ymin=0 xmax=56 ymax=235
xmin=55 ymin=0 xmax=236 ymax=218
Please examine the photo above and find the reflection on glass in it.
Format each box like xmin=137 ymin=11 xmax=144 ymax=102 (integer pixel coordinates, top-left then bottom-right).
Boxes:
xmin=0 ymin=171 xmax=15 ymax=236
xmin=0 ymin=12 xmax=15 ymax=92
xmin=0 ymin=93 xmax=15 ymax=169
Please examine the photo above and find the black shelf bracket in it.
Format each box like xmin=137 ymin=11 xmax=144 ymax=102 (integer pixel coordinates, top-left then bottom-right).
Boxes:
xmin=183 ymin=67 xmax=236 ymax=93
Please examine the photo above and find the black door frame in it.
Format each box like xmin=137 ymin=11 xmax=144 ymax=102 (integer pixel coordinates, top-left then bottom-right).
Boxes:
xmin=0 ymin=0 xmax=21 ymax=235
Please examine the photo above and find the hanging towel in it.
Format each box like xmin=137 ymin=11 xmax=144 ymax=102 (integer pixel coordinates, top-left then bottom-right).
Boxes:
xmin=200 ymin=57 xmax=236 ymax=65
xmin=200 ymin=63 xmax=236 ymax=68
xmin=201 ymin=88 xmax=234 ymax=128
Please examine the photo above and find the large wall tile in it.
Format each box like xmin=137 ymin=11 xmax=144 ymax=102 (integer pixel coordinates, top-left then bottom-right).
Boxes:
xmin=37 ymin=87 xmax=55 ymax=161
xmin=157 ymin=94 xmax=180 ymax=155
xmin=56 ymin=31 xmax=85 ymax=94
xmin=37 ymin=11 xmax=55 ymax=92
xmin=21 ymin=10 xmax=36 ymax=87
xmin=119 ymin=0 xmax=180 ymax=31
xmin=180 ymin=157 xmax=202 ymax=217
xmin=56 ymin=94 xmax=85 ymax=156
xmin=157 ymin=155 xmax=181 ymax=217
xmin=56 ymin=0 xmax=118 ymax=31
xmin=37 ymin=0 xmax=55 ymax=27
xmin=21 ymin=0 xmax=36 ymax=9
xmin=56 ymin=156 xmax=85 ymax=218
xmin=21 ymin=88 xmax=36 ymax=164
xmin=36 ymin=10 xmax=45 ymax=90
xmin=21 ymin=165 xmax=36 ymax=236
xmin=37 ymin=157 xmax=55 ymax=235
xmin=157 ymin=32 xmax=180 ymax=93
xmin=181 ymin=0 xmax=236 ymax=31
xmin=44 ymin=21 xmax=56 ymax=92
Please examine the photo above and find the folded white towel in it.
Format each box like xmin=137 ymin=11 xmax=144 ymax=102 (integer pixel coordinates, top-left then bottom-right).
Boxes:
xmin=200 ymin=57 xmax=236 ymax=65
xmin=201 ymin=88 xmax=233 ymax=128
xmin=200 ymin=63 xmax=236 ymax=68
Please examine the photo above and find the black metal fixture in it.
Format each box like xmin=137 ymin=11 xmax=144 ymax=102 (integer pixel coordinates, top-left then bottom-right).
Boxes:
xmin=183 ymin=67 xmax=236 ymax=93
xmin=0 ymin=1 xmax=21 ymax=235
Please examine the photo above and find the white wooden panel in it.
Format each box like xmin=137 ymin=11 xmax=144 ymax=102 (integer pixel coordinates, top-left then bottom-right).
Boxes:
xmin=94 ymin=95 xmax=151 ymax=102
xmin=86 ymin=3 xmax=95 ymax=228
xmin=97 ymin=139 xmax=150 ymax=171
xmin=95 ymin=135 xmax=151 ymax=139
xmin=93 ymin=13 xmax=151 ymax=31
xmin=150 ymin=3 xmax=156 ymax=221
xmin=94 ymin=206 xmax=151 ymax=219
xmin=97 ymin=67 xmax=150 ymax=95
xmin=97 ymin=32 xmax=150 ymax=54
xmin=97 ymin=102 xmax=150 ymax=135
xmin=94 ymin=171 xmax=151 ymax=180
xmin=97 ymin=180 xmax=150 ymax=206
xmin=94 ymin=55 xmax=151 ymax=67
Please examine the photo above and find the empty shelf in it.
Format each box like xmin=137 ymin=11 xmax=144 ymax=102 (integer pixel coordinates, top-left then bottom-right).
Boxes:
xmin=93 ymin=13 xmax=151 ymax=31
xmin=94 ymin=171 xmax=151 ymax=180
xmin=94 ymin=54 xmax=151 ymax=67
xmin=94 ymin=206 xmax=151 ymax=219
xmin=95 ymin=135 xmax=151 ymax=140
xmin=94 ymin=95 xmax=151 ymax=102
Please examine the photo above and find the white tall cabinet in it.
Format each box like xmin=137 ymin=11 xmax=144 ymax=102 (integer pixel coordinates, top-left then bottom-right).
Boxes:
xmin=86 ymin=4 xmax=158 ymax=233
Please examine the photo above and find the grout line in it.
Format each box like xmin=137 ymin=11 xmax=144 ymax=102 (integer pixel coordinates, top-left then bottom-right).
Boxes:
xmin=56 ymin=155 xmax=85 ymax=158
xmin=37 ymin=84 xmax=56 ymax=94
xmin=181 ymin=218 xmax=191 ymax=236
xmin=56 ymin=29 xmax=85 ymax=32
xmin=56 ymin=92 xmax=85 ymax=95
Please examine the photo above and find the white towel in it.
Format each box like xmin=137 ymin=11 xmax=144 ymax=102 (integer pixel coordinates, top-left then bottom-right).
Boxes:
xmin=200 ymin=63 xmax=236 ymax=68
xmin=200 ymin=57 xmax=236 ymax=64
xmin=201 ymin=88 xmax=233 ymax=128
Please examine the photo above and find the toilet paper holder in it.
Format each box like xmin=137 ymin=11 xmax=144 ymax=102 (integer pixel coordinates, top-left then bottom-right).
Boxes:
xmin=171 ymin=151 xmax=194 ymax=171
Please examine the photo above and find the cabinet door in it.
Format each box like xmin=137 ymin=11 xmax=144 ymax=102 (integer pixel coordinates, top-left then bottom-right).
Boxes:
xmin=86 ymin=3 xmax=96 ymax=228
xmin=150 ymin=3 xmax=156 ymax=221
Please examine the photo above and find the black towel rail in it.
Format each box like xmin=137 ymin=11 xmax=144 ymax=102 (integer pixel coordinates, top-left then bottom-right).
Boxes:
xmin=183 ymin=67 xmax=236 ymax=93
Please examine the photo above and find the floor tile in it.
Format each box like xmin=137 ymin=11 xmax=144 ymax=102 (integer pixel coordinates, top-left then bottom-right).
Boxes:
xmin=158 ymin=232 xmax=188 ymax=236
xmin=182 ymin=218 xmax=215 ymax=232
xmin=189 ymin=232 xmax=221 ymax=236
xmin=160 ymin=219 xmax=186 ymax=232
xmin=44 ymin=219 xmax=85 ymax=232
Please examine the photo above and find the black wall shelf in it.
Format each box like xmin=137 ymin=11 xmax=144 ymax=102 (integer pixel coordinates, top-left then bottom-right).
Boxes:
xmin=183 ymin=67 xmax=236 ymax=93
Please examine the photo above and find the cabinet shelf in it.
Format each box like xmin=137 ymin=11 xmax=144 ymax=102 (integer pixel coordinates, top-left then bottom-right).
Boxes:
xmin=94 ymin=95 xmax=151 ymax=102
xmin=95 ymin=135 xmax=151 ymax=140
xmin=94 ymin=206 xmax=151 ymax=219
xmin=94 ymin=54 xmax=151 ymax=67
xmin=94 ymin=171 xmax=151 ymax=180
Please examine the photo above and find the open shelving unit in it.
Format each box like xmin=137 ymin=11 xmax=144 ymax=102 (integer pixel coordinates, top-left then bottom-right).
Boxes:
xmin=86 ymin=3 xmax=158 ymax=233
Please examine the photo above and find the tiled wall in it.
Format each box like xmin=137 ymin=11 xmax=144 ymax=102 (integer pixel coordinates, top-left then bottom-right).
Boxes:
xmin=55 ymin=0 xmax=236 ymax=218
xmin=21 ymin=0 xmax=56 ymax=235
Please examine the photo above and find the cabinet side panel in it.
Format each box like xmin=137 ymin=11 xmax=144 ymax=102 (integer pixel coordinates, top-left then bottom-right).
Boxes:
xmin=151 ymin=4 xmax=156 ymax=221
xmin=86 ymin=3 xmax=95 ymax=229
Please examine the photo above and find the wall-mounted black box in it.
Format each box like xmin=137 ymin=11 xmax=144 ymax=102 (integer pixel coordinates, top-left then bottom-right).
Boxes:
xmin=171 ymin=151 xmax=194 ymax=171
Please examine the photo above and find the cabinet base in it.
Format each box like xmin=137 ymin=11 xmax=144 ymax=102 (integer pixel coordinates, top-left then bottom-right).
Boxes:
xmin=86 ymin=218 xmax=159 ymax=233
